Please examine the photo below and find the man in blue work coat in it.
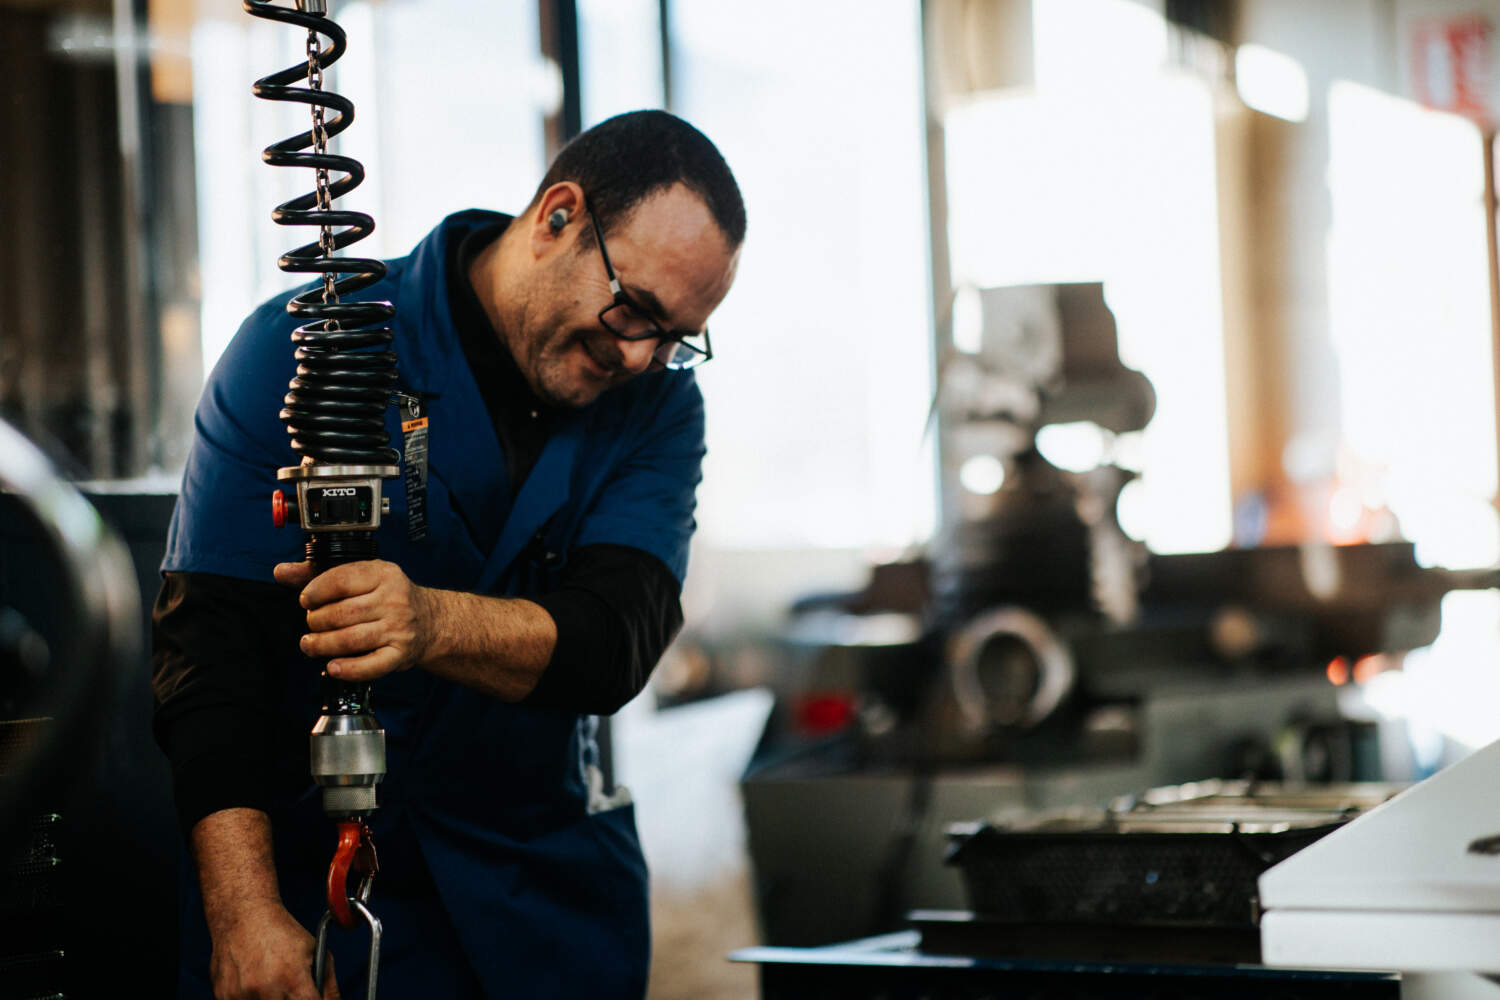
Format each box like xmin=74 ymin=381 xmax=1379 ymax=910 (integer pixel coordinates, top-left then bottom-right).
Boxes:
xmin=152 ymin=110 xmax=745 ymax=999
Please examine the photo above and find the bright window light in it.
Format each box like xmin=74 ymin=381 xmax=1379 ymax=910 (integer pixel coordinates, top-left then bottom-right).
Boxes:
xmin=671 ymin=0 xmax=934 ymax=551
xmin=1326 ymin=80 xmax=1495 ymax=568
xmin=1112 ymin=430 xmax=1147 ymax=473
xmin=952 ymin=285 xmax=983 ymax=355
xmin=1326 ymin=78 xmax=1500 ymax=750
xmin=1235 ymin=43 xmax=1309 ymax=122
xmin=1033 ymin=0 xmax=1168 ymax=93
xmin=578 ymin=0 xmax=662 ymax=124
xmin=1037 ymin=421 xmax=1109 ymax=473
xmin=1116 ymin=477 xmax=1149 ymax=542
xmin=959 ymin=454 xmax=1006 ymax=495
xmin=946 ymin=70 xmax=1231 ymax=554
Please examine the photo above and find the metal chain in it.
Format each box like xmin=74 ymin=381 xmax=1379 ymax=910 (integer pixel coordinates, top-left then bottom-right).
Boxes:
xmin=306 ymin=29 xmax=337 ymax=306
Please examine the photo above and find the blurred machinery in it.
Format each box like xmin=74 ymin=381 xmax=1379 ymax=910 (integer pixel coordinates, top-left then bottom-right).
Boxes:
xmin=0 ymin=419 xmax=151 ymax=999
xmin=742 ymin=283 xmax=1496 ymax=948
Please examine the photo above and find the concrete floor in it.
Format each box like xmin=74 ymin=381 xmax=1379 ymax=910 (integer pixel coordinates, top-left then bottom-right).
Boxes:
xmin=616 ymin=689 xmax=774 ymax=1000
xmin=650 ymin=867 xmax=760 ymax=1000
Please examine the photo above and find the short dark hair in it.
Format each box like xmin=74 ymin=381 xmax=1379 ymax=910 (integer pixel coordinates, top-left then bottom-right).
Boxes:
xmin=532 ymin=109 xmax=746 ymax=249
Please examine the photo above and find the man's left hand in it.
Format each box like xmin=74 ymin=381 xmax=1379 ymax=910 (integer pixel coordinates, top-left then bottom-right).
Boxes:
xmin=274 ymin=559 xmax=435 ymax=681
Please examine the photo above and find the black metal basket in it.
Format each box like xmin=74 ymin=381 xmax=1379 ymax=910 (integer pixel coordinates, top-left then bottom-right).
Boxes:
xmin=945 ymin=781 xmax=1398 ymax=930
xmin=947 ymin=823 xmax=1336 ymax=928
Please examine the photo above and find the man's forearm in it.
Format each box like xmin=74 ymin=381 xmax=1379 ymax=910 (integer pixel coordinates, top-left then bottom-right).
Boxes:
xmin=193 ymin=809 xmax=282 ymax=928
xmin=285 ymin=559 xmax=559 ymax=696
xmin=190 ymin=808 xmax=333 ymax=998
xmin=416 ymin=587 xmax=557 ymax=701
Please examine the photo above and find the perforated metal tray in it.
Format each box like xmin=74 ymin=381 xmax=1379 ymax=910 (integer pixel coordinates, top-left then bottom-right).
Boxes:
xmin=946 ymin=781 xmax=1400 ymax=929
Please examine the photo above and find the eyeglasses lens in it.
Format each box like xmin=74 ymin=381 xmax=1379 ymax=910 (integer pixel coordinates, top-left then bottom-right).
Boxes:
xmin=600 ymin=303 xmax=708 ymax=370
xmin=653 ymin=340 xmax=706 ymax=370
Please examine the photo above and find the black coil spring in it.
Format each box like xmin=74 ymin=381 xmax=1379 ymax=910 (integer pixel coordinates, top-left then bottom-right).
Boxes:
xmin=245 ymin=0 xmax=398 ymax=467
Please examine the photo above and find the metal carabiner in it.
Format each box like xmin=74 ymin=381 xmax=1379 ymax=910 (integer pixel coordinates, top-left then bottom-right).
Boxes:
xmin=326 ymin=820 xmax=378 ymax=929
xmin=314 ymin=820 xmax=381 ymax=999
xmin=312 ymin=896 xmax=382 ymax=1000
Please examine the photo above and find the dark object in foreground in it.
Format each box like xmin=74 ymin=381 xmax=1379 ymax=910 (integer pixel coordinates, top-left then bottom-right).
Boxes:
xmin=732 ymin=930 xmax=1401 ymax=1000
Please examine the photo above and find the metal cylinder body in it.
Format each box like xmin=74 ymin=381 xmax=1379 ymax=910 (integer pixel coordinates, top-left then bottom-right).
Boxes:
xmin=310 ymin=711 xmax=385 ymax=817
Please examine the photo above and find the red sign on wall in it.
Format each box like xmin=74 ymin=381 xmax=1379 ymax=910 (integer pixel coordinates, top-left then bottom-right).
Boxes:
xmin=1411 ymin=14 xmax=1494 ymax=124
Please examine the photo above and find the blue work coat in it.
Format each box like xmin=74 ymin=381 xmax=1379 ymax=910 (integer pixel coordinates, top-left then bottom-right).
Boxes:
xmin=164 ymin=209 xmax=706 ymax=998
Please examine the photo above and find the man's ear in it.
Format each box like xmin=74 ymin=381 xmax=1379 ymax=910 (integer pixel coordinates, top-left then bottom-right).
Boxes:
xmin=530 ymin=181 xmax=586 ymax=258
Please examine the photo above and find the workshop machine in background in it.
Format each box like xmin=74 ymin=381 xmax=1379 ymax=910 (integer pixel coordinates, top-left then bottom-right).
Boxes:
xmin=742 ymin=282 xmax=1495 ymax=949
xmin=0 ymin=422 xmax=155 ymax=1000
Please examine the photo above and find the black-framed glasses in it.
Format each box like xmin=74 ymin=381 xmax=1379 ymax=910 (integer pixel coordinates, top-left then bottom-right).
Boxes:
xmin=585 ymin=202 xmax=713 ymax=371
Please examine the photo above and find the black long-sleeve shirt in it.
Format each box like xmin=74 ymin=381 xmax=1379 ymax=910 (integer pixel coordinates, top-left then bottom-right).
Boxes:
xmin=152 ymin=218 xmax=684 ymax=834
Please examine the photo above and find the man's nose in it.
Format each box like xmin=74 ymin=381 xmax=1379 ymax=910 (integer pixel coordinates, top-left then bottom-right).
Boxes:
xmin=616 ymin=336 xmax=658 ymax=374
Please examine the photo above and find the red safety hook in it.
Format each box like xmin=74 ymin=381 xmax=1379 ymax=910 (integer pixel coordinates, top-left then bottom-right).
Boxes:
xmin=326 ymin=820 xmax=378 ymax=929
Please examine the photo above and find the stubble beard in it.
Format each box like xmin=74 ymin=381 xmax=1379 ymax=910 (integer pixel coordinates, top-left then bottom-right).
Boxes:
xmin=530 ymin=329 xmax=623 ymax=409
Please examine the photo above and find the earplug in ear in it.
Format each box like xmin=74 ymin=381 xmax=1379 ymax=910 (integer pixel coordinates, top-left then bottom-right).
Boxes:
xmin=548 ymin=208 xmax=570 ymax=234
